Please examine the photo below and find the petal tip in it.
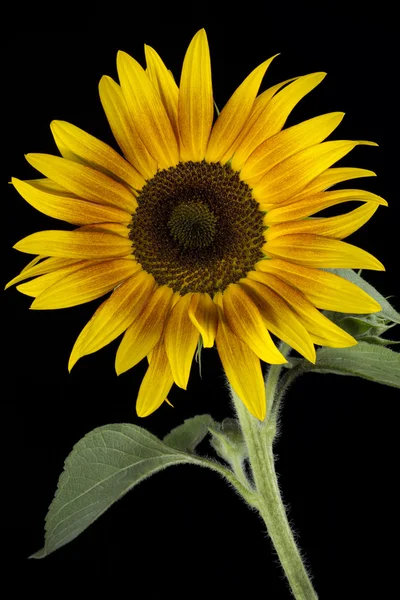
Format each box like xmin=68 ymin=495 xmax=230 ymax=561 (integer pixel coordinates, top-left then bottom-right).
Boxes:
xmin=99 ymin=74 xmax=111 ymax=87
xmin=136 ymin=402 xmax=153 ymax=418
xmin=12 ymin=240 xmax=23 ymax=251
xmin=29 ymin=298 xmax=41 ymax=310
xmin=360 ymin=140 xmax=379 ymax=147
xmin=116 ymin=50 xmax=131 ymax=69
xmin=372 ymin=259 xmax=385 ymax=271
xmin=307 ymin=352 xmax=317 ymax=365
xmin=253 ymin=404 xmax=266 ymax=421
xmin=313 ymin=71 xmax=327 ymax=83
xmin=115 ymin=358 xmax=127 ymax=377
xmin=68 ymin=355 xmax=78 ymax=372
xmin=369 ymin=298 xmax=382 ymax=313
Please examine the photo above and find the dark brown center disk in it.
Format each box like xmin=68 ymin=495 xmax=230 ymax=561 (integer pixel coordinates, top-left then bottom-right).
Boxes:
xmin=129 ymin=160 xmax=266 ymax=296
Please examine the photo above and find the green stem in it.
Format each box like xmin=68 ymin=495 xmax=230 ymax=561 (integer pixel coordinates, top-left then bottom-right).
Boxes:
xmin=231 ymin=387 xmax=318 ymax=600
xmin=270 ymin=362 xmax=309 ymax=425
xmin=264 ymin=342 xmax=292 ymax=421
xmin=191 ymin=455 xmax=258 ymax=506
xmin=230 ymin=454 xmax=253 ymax=492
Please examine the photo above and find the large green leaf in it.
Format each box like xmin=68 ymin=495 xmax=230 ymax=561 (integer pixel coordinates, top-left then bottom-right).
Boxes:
xmin=30 ymin=422 xmax=243 ymax=559
xmin=310 ymin=342 xmax=400 ymax=388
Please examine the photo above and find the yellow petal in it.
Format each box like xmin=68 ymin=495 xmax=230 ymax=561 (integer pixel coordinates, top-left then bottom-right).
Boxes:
xmin=25 ymin=154 xmax=137 ymax=213
xmin=227 ymin=77 xmax=296 ymax=169
xmin=188 ymin=293 xmax=218 ymax=348
xmin=222 ymin=283 xmax=287 ymax=364
xmin=99 ymin=75 xmax=158 ymax=180
xmin=178 ymin=29 xmax=213 ymax=161
xmin=240 ymin=277 xmax=316 ymax=363
xmin=292 ymin=167 xmax=376 ymax=201
xmin=6 ymin=257 xmax=81 ymax=290
xmin=255 ymin=258 xmax=382 ymax=312
xmin=241 ymin=112 xmax=344 ymax=182
xmin=144 ymin=45 xmax=179 ymax=140
xmin=248 ymin=270 xmax=357 ymax=348
xmin=31 ymin=259 xmax=140 ymax=309
xmin=264 ymin=188 xmax=387 ymax=223
xmin=17 ymin=261 xmax=89 ymax=297
xmin=19 ymin=255 xmax=44 ymax=271
xmin=265 ymin=203 xmax=380 ymax=241
xmin=164 ymin=293 xmax=199 ymax=389
xmin=117 ymin=51 xmax=179 ymax=169
xmin=77 ymin=222 xmax=130 ymax=237
xmin=50 ymin=120 xmax=145 ymax=190
xmin=115 ymin=285 xmax=174 ymax=376
xmin=12 ymin=178 xmax=131 ymax=226
xmin=205 ymin=55 xmax=277 ymax=163
xmin=14 ymin=230 xmax=132 ymax=259
xmin=214 ymin=292 xmax=266 ymax=421
xmin=69 ymin=269 xmax=155 ymax=370
xmin=251 ymin=78 xmax=298 ymax=116
xmin=24 ymin=178 xmax=80 ymax=196
xmin=252 ymin=140 xmax=378 ymax=204
xmin=231 ymin=72 xmax=326 ymax=170
xmin=264 ymin=233 xmax=385 ymax=270
xmin=136 ymin=337 xmax=174 ymax=418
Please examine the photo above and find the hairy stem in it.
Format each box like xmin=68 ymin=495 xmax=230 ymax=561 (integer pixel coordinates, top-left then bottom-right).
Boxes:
xmin=230 ymin=387 xmax=318 ymax=600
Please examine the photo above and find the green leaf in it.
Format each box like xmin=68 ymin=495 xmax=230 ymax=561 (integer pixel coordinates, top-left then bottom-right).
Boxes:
xmin=310 ymin=342 xmax=400 ymax=388
xmin=30 ymin=420 xmax=259 ymax=559
xmin=359 ymin=336 xmax=400 ymax=347
xmin=163 ymin=414 xmax=215 ymax=453
xmin=30 ymin=424 xmax=201 ymax=559
xmin=328 ymin=269 xmax=400 ymax=324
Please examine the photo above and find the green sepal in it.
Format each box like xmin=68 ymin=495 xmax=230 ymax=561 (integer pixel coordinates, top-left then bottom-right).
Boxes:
xmin=333 ymin=314 xmax=397 ymax=340
xmin=194 ymin=336 xmax=204 ymax=379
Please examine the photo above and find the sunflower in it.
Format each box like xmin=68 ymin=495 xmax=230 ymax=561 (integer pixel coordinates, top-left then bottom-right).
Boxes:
xmin=7 ymin=29 xmax=386 ymax=420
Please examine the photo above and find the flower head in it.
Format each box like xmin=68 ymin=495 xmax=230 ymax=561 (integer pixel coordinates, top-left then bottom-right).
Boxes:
xmin=7 ymin=29 xmax=386 ymax=420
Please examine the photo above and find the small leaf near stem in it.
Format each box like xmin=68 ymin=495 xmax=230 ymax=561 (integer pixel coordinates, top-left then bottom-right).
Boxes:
xmin=163 ymin=414 xmax=214 ymax=453
xmin=208 ymin=421 xmax=253 ymax=492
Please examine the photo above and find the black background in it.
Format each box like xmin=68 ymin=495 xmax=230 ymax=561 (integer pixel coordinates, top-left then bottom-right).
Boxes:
xmin=3 ymin=5 xmax=399 ymax=598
